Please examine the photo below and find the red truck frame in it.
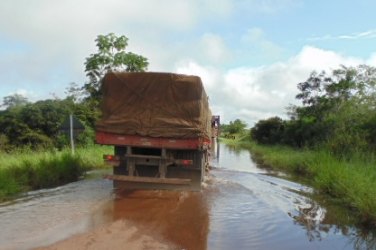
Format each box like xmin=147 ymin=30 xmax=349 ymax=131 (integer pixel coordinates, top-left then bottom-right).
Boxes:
xmin=96 ymin=131 xmax=213 ymax=191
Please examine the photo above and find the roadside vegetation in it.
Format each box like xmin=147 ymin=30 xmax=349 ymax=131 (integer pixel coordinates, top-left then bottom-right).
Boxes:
xmin=0 ymin=33 xmax=148 ymax=201
xmin=222 ymin=65 xmax=376 ymax=227
xmin=0 ymin=146 xmax=111 ymax=201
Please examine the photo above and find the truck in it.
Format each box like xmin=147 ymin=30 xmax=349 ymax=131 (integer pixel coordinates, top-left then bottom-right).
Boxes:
xmin=95 ymin=72 xmax=217 ymax=191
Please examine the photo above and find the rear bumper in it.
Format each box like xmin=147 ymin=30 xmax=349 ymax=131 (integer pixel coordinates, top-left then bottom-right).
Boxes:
xmin=104 ymin=174 xmax=191 ymax=185
xmin=107 ymin=168 xmax=203 ymax=191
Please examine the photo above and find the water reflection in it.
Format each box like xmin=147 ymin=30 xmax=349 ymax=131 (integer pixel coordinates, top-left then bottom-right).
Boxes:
xmin=225 ymin=144 xmax=244 ymax=156
xmin=289 ymin=199 xmax=331 ymax=242
xmin=210 ymin=138 xmax=220 ymax=163
xmin=290 ymin=197 xmax=376 ymax=249
xmin=351 ymin=230 xmax=376 ymax=250
xmin=220 ymin=143 xmax=376 ymax=250
xmin=110 ymin=189 xmax=210 ymax=250
xmin=0 ymin=171 xmax=113 ymax=250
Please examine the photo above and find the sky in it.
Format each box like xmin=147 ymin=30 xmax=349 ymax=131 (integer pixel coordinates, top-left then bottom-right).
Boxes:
xmin=1 ymin=0 xmax=376 ymax=126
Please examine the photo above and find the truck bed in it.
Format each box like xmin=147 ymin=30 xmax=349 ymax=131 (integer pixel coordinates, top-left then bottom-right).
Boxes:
xmin=96 ymin=72 xmax=212 ymax=139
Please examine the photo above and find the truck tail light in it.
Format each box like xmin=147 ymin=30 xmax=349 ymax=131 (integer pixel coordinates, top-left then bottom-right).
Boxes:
xmin=104 ymin=155 xmax=114 ymax=160
xmin=175 ymin=159 xmax=193 ymax=166
xmin=182 ymin=160 xmax=193 ymax=165
xmin=103 ymin=155 xmax=120 ymax=166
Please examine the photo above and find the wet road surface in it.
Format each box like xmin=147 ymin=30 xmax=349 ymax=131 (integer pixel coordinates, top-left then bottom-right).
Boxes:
xmin=0 ymin=143 xmax=375 ymax=249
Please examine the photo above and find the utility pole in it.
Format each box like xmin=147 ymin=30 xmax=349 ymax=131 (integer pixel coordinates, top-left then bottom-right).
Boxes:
xmin=70 ymin=114 xmax=75 ymax=155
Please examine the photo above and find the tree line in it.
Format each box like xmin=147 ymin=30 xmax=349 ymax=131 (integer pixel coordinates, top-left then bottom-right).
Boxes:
xmin=0 ymin=33 xmax=148 ymax=151
xmin=250 ymin=65 xmax=376 ymax=157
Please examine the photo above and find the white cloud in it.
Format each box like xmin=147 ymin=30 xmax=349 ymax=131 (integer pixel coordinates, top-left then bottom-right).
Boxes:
xmin=201 ymin=0 xmax=234 ymax=16
xmin=367 ymin=53 xmax=376 ymax=66
xmin=0 ymin=1 xmax=202 ymax=78
xmin=241 ymin=28 xmax=284 ymax=61
xmin=199 ymin=33 xmax=231 ymax=64
xmin=237 ymin=0 xmax=301 ymax=14
xmin=0 ymin=1 xmax=198 ymax=36
xmin=14 ymin=89 xmax=32 ymax=97
xmin=0 ymin=0 xmax=302 ymax=92
xmin=307 ymin=29 xmax=376 ymax=41
xmin=2 ymin=89 xmax=37 ymax=102
xmin=0 ymin=0 xmax=238 ymax=95
xmin=175 ymin=46 xmax=371 ymax=126
xmin=175 ymin=60 xmax=221 ymax=91
xmin=291 ymin=46 xmax=362 ymax=71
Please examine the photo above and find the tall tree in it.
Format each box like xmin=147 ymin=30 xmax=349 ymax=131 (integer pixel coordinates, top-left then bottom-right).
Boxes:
xmin=1 ymin=94 xmax=29 ymax=109
xmin=83 ymin=33 xmax=149 ymax=100
xmin=291 ymin=64 xmax=376 ymax=152
xmin=65 ymin=82 xmax=83 ymax=103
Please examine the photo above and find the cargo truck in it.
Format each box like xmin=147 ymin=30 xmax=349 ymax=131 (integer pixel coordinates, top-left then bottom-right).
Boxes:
xmin=95 ymin=72 xmax=216 ymax=191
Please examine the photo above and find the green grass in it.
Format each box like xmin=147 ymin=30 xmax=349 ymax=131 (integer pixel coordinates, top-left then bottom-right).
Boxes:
xmin=0 ymin=145 xmax=112 ymax=201
xmin=221 ymin=137 xmax=376 ymax=226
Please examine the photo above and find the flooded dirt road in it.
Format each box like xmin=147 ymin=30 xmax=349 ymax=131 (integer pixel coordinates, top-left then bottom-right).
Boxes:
xmin=1 ymin=143 xmax=375 ymax=249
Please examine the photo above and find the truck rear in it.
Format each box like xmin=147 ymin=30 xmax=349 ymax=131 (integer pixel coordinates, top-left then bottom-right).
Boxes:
xmin=95 ymin=72 xmax=213 ymax=191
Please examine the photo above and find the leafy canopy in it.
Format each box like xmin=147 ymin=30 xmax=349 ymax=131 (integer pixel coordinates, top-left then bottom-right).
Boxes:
xmin=1 ymin=94 xmax=29 ymax=109
xmin=84 ymin=33 xmax=149 ymax=100
xmin=251 ymin=64 xmax=376 ymax=155
xmin=222 ymin=119 xmax=248 ymax=134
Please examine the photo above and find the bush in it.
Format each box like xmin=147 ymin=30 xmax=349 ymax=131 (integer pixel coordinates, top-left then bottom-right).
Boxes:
xmin=0 ymin=134 xmax=11 ymax=152
xmin=251 ymin=117 xmax=284 ymax=144
xmin=76 ymin=125 xmax=95 ymax=146
xmin=19 ymin=131 xmax=54 ymax=149
xmin=0 ymin=145 xmax=111 ymax=201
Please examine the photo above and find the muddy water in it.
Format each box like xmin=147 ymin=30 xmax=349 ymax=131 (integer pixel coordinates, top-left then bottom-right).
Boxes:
xmin=0 ymin=171 xmax=113 ymax=250
xmin=207 ymin=144 xmax=376 ymax=250
xmin=0 ymin=144 xmax=375 ymax=249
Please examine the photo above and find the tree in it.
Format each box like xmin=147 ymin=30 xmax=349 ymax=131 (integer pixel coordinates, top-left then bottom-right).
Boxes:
xmin=1 ymin=94 xmax=29 ymax=109
xmin=296 ymin=70 xmax=327 ymax=106
xmin=289 ymin=64 xmax=376 ymax=153
xmin=251 ymin=117 xmax=284 ymax=144
xmin=83 ymin=33 xmax=149 ymax=100
xmin=251 ymin=64 xmax=376 ymax=154
xmin=0 ymin=110 xmax=31 ymax=146
xmin=20 ymin=99 xmax=71 ymax=137
xmin=223 ymin=119 xmax=248 ymax=134
xmin=65 ymin=82 xmax=83 ymax=103
xmin=0 ymin=98 xmax=80 ymax=149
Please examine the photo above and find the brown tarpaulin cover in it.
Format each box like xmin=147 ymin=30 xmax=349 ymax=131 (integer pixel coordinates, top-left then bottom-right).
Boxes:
xmin=96 ymin=72 xmax=212 ymax=139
